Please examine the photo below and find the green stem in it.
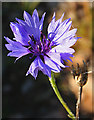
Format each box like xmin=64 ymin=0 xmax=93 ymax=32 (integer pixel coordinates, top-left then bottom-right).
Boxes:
xmin=49 ymin=72 xmax=76 ymax=120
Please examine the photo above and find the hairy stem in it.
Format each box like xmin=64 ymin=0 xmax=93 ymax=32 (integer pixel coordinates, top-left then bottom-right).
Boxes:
xmin=76 ymin=86 xmax=82 ymax=120
xmin=49 ymin=72 xmax=76 ymax=120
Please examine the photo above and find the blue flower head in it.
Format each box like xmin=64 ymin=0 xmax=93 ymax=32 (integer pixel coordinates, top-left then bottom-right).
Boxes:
xmin=4 ymin=9 xmax=79 ymax=79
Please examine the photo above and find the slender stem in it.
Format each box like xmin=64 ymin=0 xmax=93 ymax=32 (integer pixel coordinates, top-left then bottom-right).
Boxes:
xmin=76 ymin=86 xmax=82 ymax=120
xmin=49 ymin=72 xmax=76 ymax=120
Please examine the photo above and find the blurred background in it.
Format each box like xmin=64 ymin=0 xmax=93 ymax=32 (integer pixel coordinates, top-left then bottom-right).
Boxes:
xmin=2 ymin=1 xmax=93 ymax=119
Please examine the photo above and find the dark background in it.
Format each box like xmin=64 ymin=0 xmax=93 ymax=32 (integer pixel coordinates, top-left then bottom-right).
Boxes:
xmin=2 ymin=2 xmax=93 ymax=119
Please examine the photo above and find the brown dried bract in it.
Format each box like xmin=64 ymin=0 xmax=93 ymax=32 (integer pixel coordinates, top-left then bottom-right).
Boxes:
xmin=71 ymin=60 xmax=88 ymax=87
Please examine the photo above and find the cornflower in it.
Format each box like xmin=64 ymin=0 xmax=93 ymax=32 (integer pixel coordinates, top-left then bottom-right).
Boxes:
xmin=4 ymin=9 xmax=81 ymax=119
xmin=5 ymin=9 xmax=78 ymax=79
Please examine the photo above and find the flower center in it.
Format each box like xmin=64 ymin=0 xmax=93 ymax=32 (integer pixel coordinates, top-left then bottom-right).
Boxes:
xmin=27 ymin=33 xmax=53 ymax=57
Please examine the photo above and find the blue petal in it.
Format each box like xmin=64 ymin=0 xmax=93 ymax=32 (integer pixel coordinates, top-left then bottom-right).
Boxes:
xmin=61 ymin=37 xmax=78 ymax=47
xmin=7 ymin=50 xmax=29 ymax=58
xmin=16 ymin=17 xmax=33 ymax=35
xmin=59 ymin=18 xmax=71 ymax=29
xmin=48 ymin=13 xmax=56 ymax=37
xmin=10 ymin=22 xmax=30 ymax=45
xmin=26 ymin=57 xmax=39 ymax=78
xmin=4 ymin=36 xmax=30 ymax=60
xmin=62 ymin=28 xmax=77 ymax=39
xmin=55 ymin=28 xmax=77 ymax=44
xmin=52 ymin=21 xmax=72 ymax=43
xmin=33 ymin=28 xmax=41 ymax=42
xmin=44 ymin=56 xmax=61 ymax=72
xmin=47 ymin=52 xmax=65 ymax=68
xmin=48 ymin=12 xmax=64 ymax=35
xmin=39 ymin=12 xmax=46 ymax=30
xmin=50 ymin=45 xmax=75 ymax=54
xmin=59 ymin=13 xmax=64 ymax=23
xmin=60 ymin=53 xmax=74 ymax=62
xmin=26 ymin=57 xmax=51 ymax=79
xmin=16 ymin=18 xmax=27 ymax=26
xmin=4 ymin=36 xmax=26 ymax=50
xmin=38 ymin=57 xmax=51 ymax=77
xmin=24 ymin=11 xmax=33 ymax=27
xmin=48 ymin=13 xmax=69 ymax=40
xmin=32 ymin=9 xmax=39 ymax=28
xmin=48 ymin=14 xmax=62 ymax=39
xmin=16 ymin=17 xmax=40 ymax=43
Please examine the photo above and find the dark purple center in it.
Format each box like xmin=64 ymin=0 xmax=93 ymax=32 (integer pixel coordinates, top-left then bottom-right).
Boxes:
xmin=26 ymin=33 xmax=53 ymax=57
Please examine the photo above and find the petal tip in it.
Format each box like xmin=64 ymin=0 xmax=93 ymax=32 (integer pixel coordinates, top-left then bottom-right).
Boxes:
xmin=24 ymin=10 xmax=27 ymax=14
xmin=34 ymin=9 xmax=37 ymax=12
xmin=26 ymin=71 xmax=29 ymax=76
xmin=4 ymin=36 xmax=7 ymax=39
xmin=7 ymin=53 xmax=10 ymax=56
